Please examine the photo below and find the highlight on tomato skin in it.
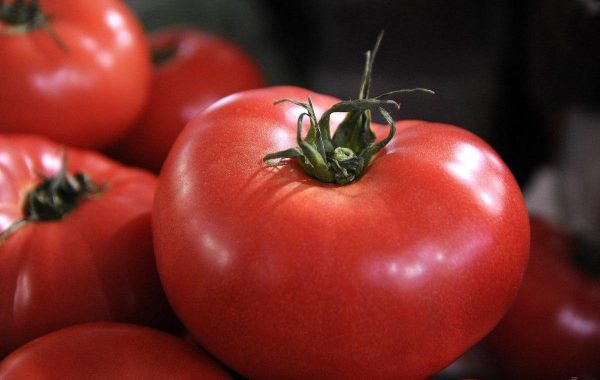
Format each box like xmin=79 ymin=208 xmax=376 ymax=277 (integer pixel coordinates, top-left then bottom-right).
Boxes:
xmin=0 ymin=322 xmax=233 ymax=379
xmin=486 ymin=214 xmax=600 ymax=380
xmin=0 ymin=134 xmax=178 ymax=359
xmin=105 ymin=26 xmax=265 ymax=173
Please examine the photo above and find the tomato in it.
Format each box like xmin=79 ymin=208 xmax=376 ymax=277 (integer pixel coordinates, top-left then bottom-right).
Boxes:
xmin=487 ymin=215 xmax=600 ymax=379
xmin=153 ymin=64 xmax=530 ymax=378
xmin=0 ymin=0 xmax=150 ymax=149
xmin=0 ymin=322 xmax=233 ymax=379
xmin=0 ymin=135 xmax=174 ymax=358
xmin=107 ymin=26 xmax=264 ymax=173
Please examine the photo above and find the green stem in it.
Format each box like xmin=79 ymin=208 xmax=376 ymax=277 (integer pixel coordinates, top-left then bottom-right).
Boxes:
xmin=263 ymin=32 xmax=434 ymax=185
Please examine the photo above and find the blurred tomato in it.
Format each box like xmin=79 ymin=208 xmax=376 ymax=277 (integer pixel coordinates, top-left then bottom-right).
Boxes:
xmin=0 ymin=0 xmax=150 ymax=148
xmin=0 ymin=135 xmax=173 ymax=358
xmin=0 ymin=322 xmax=232 ymax=379
xmin=107 ymin=26 xmax=264 ymax=172
xmin=487 ymin=215 xmax=600 ymax=379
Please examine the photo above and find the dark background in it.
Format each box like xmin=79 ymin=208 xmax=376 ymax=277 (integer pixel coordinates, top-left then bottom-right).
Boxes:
xmin=124 ymin=0 xmax=600 ymax=188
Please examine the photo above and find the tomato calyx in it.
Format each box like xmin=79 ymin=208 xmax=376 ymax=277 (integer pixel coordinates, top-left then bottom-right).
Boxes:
xmin=572 ymin=235 xmax=600 ymax=278
xmin=0 ymin=0 xmax=68 ymax=52
xmin=263 ymin=32 xmax=433 ymax=185
xmin=0 ymin=150 xmax=101 ymax=242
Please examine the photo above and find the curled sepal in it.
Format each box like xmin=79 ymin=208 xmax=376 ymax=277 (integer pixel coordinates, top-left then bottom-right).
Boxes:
xmin=263 ymin=94 xmax=424 ymax=185
xmin=263 ymin=32 xmax=434 ymax=185
xmin=264 ymin=95 xmax=382 ymax=184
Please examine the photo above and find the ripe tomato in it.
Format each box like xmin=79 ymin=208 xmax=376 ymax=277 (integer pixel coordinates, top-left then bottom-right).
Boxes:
xmin=153 ymin=82 xmax=530 ymax=378
xmin=107 ymin=26 xmax=264 ymax=173
xmin=0 ymin=322 xmax=232 ymax=379
xmin=0 ymin=135 xmax=173 ymax=358
xmin=0 ymin=0 xmax=150 ymax=149
xmin=487 ymin=215 xmax=600 ymax=379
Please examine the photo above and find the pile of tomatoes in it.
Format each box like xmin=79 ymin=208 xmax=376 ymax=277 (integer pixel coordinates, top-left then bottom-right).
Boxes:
xmin=0 ymin=1 xmax=597 ymax=379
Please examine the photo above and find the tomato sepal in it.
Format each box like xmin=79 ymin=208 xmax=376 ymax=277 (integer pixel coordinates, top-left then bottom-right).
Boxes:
xmin=264 ymin=32 xmax=433 ymax=185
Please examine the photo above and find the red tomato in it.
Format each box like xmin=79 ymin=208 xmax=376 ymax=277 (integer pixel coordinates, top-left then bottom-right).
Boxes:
xmin=0 ymin=0 xmax=150 ymax=149
xmin=107 ymin=26 xmax=264 ymax=173
xmin=0 ymin=135 xmax=174 ymax=358
xmin=153 ymin=85 xmax=530 ymax=379
xmin=487 ymin=215 xmax=600 ymax=379
xmin=0 ymin=322 xmax=232 ymax=379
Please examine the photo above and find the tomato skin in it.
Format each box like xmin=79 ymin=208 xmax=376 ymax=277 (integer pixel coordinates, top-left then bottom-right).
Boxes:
xmin=0 ymin=322 xmax=232 ymax=379
xmin=0 ymin=0 xmax=150 ymax=149
xmin=487 ymin=215 xmax=600 ymax=379
xmin=108 ymin=27 xmax=264 ymax=173
xmin=153 ymin=86 xmax=530 ymax=379
xmin=0 ymin=135 xmax=173 ymax=358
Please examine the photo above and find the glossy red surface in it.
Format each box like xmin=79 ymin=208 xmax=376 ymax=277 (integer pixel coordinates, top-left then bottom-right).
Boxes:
xmin=488 ymin=215 xmax=600 ymax=379
xmin=153 ymin=86 xmax=530 ymax=379
xmin=109 ymin=27 xmax=264 ymax=172
xmin=0 ymin=322 xmax=232 ymax=379
xmin=0 ymin=135 xmax=171 ymax=358
xmin=0 ymin=0 xmax=150 ymax=148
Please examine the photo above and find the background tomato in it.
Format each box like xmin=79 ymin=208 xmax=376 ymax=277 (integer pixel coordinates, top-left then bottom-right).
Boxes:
xmin=153 ymin=86 xmax=530 ymax=379
xmin=0 ymin=0 xmax=150 ymax=149
xmin=487 ymin=215 xmax=600 ymax=379
xmin=0 ymin=135 xmax=174 ymax=358
xmin=0 ymin=322 xmax=232 ymax=379
xmin=107 ymin=26 xmax=264 ymax=173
